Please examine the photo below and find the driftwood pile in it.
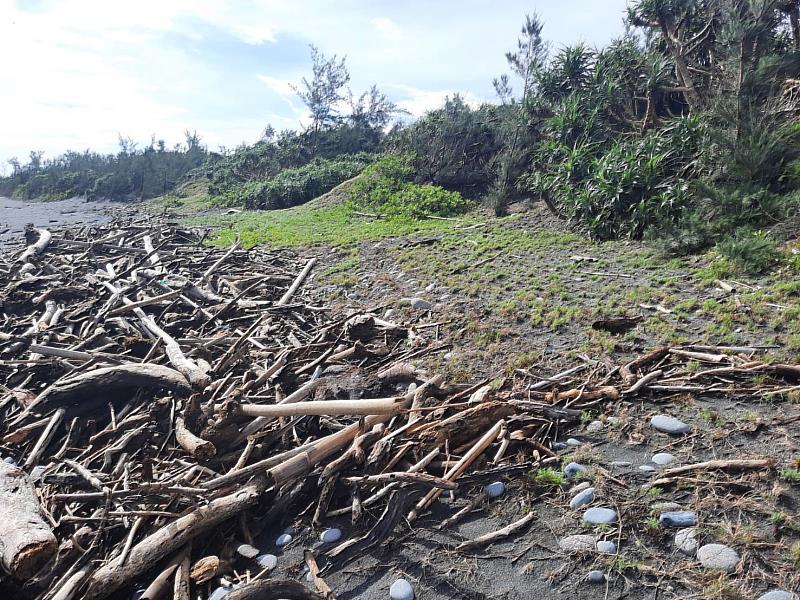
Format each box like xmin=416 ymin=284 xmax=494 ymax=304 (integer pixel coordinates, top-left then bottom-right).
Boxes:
xmin=0 ymin=219 xmax=798 ymax=599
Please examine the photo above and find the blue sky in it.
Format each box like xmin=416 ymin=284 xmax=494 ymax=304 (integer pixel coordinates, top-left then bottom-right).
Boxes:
xmin=0 ymin=0 xmax=630 ymax=169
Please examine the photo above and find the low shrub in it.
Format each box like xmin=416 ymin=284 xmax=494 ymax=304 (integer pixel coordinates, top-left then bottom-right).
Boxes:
xmin=348 ymin=154 xmax=470 ymax=218
xmin=717 ymin=230 xmax=782 ymax=274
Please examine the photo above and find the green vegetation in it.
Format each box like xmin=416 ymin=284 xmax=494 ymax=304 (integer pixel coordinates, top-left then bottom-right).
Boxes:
xmin=528 ymin=467 xmax=563 ymax=488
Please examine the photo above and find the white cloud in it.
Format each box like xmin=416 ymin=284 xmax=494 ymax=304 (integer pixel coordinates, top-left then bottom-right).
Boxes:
xmin=257 ymin=75 xmax=296 ymax=97
xmin=389 ymin=85 xmax=485 ymax=117
xmin=371 ymin=17 xmax=402 ymax=42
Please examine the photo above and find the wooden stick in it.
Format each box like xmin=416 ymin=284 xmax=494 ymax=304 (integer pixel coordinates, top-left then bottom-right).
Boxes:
xmin=659 ymin=458 xmax=775 ymax=478
xmin=456 ymin=511 xmax=535 ymax=551
xmin=227 ymin=397 xmax=405 ymax=418
xmin=278 ymin=257 xmax=317 ymax=306
xmin=304 ymin=550 xmax=335 ymax=599
xmin=343 ymin=472 xmax=457 ymax=490
xmin=408 ymin=419 xmax=504 ymax=522
xmin=175 ymin=416 xmax=216 ymax=460
xmin=19 ymin=227 xmax=52 ymax=262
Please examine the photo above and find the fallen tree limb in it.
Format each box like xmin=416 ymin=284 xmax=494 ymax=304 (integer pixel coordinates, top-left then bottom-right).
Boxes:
xmin=19 ymin=227 xmax=52 ymax=263
xmin=659 ymin=458 xmax=775 ymax=478
xmin=227 ymin=397 xmax=405 ymax=418
xmin=0 ymin=461 xmax=57 ymax=578
xmin=225 ymin=579 xmax=324 ymax=600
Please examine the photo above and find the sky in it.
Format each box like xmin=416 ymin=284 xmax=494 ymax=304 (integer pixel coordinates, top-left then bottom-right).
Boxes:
xmin=0 ymin=0 xmax=630 ymax=170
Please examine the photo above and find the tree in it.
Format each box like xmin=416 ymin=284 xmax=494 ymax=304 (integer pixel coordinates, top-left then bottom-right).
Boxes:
xmin=293 ymin=45 xmax=350 ymax=136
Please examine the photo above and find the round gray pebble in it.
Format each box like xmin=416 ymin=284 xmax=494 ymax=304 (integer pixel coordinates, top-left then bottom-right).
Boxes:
xmin=586 ymin=420 xmax=603 ymax=432
xmin=650 ymin=415 xmax=691 ymax=435
xmin=757 ymin=591 xmax=799 ymax=600
xmin=485 ymin=481 xmax=505 ymax=498
xmin=651 ymin=452 xmax=675 ymax=465
xmin=569 ymin=487 xmax=595 ymax=509
xmin=610 ymin=460 xmax=631 ymax=468
xmin=697 ymin=543 xmax=739 ymax=572
xmin=587 ymin=570 xmax=606 ymax=583
xmin=596 ymin=540 xmax=617 ymax=554
xmin=236 ymin=543 xmax=260 ymax=558
xmin=3 ymin=457 xmax=17 ymax=466
xmin=256 ymin=554 xmax=278 ymax=570
xmin=674 ymin=528 xmax=699 ymax=556
xmin=275 ymin=533 xmax=292 ymax=547
xmin=583 ymin=507 xmax=617 ymax=524
xmin=564 ymin=462 xmax=586 ymax=478
xmin=321 ymin=528 xmax=342 ymax=543
xmin=390 ymin=578 xmax=414 ymax=600
xmin=566 ymin=438 xmax=583 ymax=447
xmin=639 ymin=465 xmax=656 ymax=472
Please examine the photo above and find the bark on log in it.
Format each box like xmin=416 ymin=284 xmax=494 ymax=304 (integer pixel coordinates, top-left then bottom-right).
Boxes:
xmin=225 ymin=579 xmax=324 ymax=600
xmin=25 ymin=363 xmax=192 ymax=415
xmin=175 ymin=416 xmax=217 ymax=460
xmin=0 ymin=461 xmax=57 ymax=578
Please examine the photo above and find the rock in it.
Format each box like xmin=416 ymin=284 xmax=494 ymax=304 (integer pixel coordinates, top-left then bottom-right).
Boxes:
xmin=638 ymin=465 xmax=656 ymax=472
xmin=757 ymin=591 xmax=799 ymax=600
xmin=236 ymin=543 xmax=260 ymax=558
xmin=208 ymin=587 xmax=232 ymax=600
xmin=650 ymin=415 xmax=691 ymax=435
xmin=485 ymin=481 xmax=505 ymax=498
xmin=606 ymin=416 xmax=621 ymax=426
xmin=610 ymin=461 xmax=631 ymax=468
xmin=569 ymin=487 xmax=595 ymax=509
xmin=568 ymin=481 xmax=591 ymax=495
xmin=552 ymin=442 xmax=568 ymax=450
xmin=674 ymin=528 xmax=699 ymax=556
xmin=658 ymin=511 xmax=698 ymax=528
xmin=30 ymin=465 xmax=46 ymax=480
xmin=256 ymin=554 xmax=278 ymax=570
xmin=383 ymin=309 xmax=396 ymax=319
xmin=408 ymin=297 xmax=432 ymax=311
xmin=320 ymin=528 xmax=342 ymax=543
xmin=583 ymin=507 xmax=617 ymax=525
xmin=275 ymin=533 xmax=292 ymax=547
xmin=566 ymin=438 xmax=583 ymax=447
xmin=651 ymin=452 xmax=675 ymax=465
xmin=558 ymin=534 xmax=597 ymax=552
xmin=596 ymin=540 xmax=617 ymax=554
xmin=586 ymin=420 xmax=603 ymax=432
xmin=697 ymin=543 xmax=739 ymax=573
xmin=425 ymin=283 xmax=436 ymax=292
xmin=650 ymin=501 xmax=681 ymax=513
xmin=390 ymin=578 xmax=414 ymax=600
xmin=2 ymin=456 xmax=16 ymax=466
xmin=587 ymin=570 xmax=606 ymax=583
xmin=563 ymin=462 xmax=586 ymax=478
xmin=443 ymin=352 xmax=452 ymax=361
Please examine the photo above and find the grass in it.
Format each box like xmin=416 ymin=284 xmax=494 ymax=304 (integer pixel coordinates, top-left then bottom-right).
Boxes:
xmin=529 ymin=468 xmax=563 ymax=488
xmin=190 ymin=203 xmax=467 ymax=249
xmin=779 ymin=468 xmax=800 ymax=483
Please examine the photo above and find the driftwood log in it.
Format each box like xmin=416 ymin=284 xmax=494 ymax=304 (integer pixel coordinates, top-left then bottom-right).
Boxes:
xmin=0 ymin=461 xmax=57 ymax=578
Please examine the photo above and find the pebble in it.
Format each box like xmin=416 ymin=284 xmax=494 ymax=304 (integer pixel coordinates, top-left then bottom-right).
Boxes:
xmin=658 ymin=511 xmax=698 ymax=528
xmin=566 ymin=438 xmax=583 ymax=447
xmin=256 ymin=554 xmax=278 ymax=570
xmin=389 ymin=578 xmax=414 ymax=600
xmin=425 ymin=283 xmax=436 ymax=292
xmin=30 ymin=465 xmax=46 ymax=480
xmin=236 ymin=544 xmax=260 ymax=558
xmin=558 ymin=534 xmax=597 ymax=552
xmin=651 ymin=452 xmax=675 ymax=465
xmin=606 ymin=416 xmax=621 ymax=425
xmin=674 ymin=528 xmax=699 ymax=556
xmin=586 ymin=420 xmax=603 ymax=432
xmin=208 ymin=587 xmax=231 ymax=600
xmin=485 ymin=481 xmax=505 ymax=498
xmin=757 ymin=591 xmax=799 ymax=600
xmin=408 ymin=297 xmax=432 ymax=311
xmin=569 ymin=487 xmax=595 ymax=509
xmin=587 ymin=570 xmax=606 ymax=583
xmin=638 ymin=465 xmax=656 ymax=472
xmin=552 ymin=442 xmax=568 ymax=450
xmin=563 ymin=462 xmax=586 ymax=478
xmin=320 ymin=528 xmax=342 ymax=543
xmin=383 ymin=309 xmax=396 ymax=319
xmin=596 ymin=540 xmax=617 ymax=554
xmin=568 ymin=481 xmax=591 ymax=495
xmin=610 ymin=461 xmax=631 ymax=468
xmin=650 ymin=415 xmax=691 ymax=435
xmin=697 ymin=543 xmax=739 ymax=572
xmin=650 ymin=501 xmax=681 ymax=513
xmin=583 ymin=507 xmax=618 ymax=525
xmin=2 ymin=457 xmax=17 ymax=466
xmin=275 ymin=533 xmax=293 ymax=547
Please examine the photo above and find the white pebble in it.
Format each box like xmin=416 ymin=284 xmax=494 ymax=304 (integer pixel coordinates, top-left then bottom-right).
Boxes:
xmin=236 ymin=543 xmax=259 ymax=558
xmin=275 ymin=533 xmax=292 ymax=547
xmin=485 ymin=481 xmax=505 ymax=498
xmin=256 ymin=554 xmax=277 ymax=570
xmin=321 ymin=528 xmax=342 ymax=543
xmin=390 ymin=578 xmax=414 ymax=600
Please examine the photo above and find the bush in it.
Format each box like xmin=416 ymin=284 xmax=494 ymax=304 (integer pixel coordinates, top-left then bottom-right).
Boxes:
xmin=221 ymin=154 xmax=374 ymax=209
xmin=717 ymin=230 xmax=782 ymax=274
xmin=349 ymin=154 xmax=469 ymax=218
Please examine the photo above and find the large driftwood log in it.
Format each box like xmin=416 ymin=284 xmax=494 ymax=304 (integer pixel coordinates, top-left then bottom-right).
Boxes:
xmin=19 ymin=226 xmax=52 ymax=263
xmin=82 ymin=479 xmax=266 ymax=600
xmin=226 ymin=579 xmax=324 ymax=600
xmin=0 ymin=461 xmax=57 ymax=578
xmin=25 ymin=363 xmax=192 ymax=415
